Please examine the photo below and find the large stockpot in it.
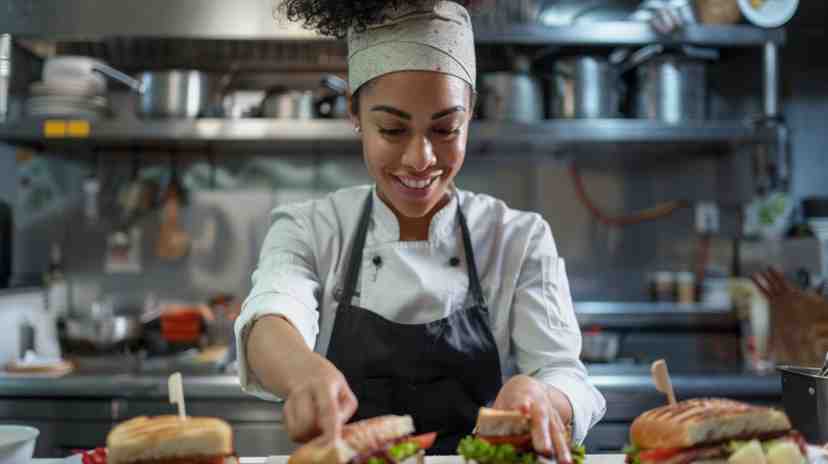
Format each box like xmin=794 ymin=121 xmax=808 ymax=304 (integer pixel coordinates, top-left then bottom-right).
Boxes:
xmin=137 ymin=70 xmax=210 ymax=119
xmin=480 ymin=55 xmax=544 ymax=122
xmin=549 ymin=55 xmax=623 ymax=119
xmin=631 ymin=45 xmax=716 ymax=123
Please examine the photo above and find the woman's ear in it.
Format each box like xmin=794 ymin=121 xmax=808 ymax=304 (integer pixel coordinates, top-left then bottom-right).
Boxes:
xmin=347 ymin=88 xmax=360 ymax=131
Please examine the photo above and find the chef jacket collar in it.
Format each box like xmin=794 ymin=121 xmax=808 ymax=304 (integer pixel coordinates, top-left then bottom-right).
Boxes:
xmin=371 ymin=185 xmax=458 ymax=245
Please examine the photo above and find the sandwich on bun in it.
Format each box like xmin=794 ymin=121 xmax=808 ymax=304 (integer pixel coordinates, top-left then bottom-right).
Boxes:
xmin=288 ymin=415 xmax=436 ymax=464
xmin=106 ymin=415 xmax=237 ymax=464
xmin=457 ymin=407 xmax=585 ymax=464
xmin=624 ymin=398 xmax=807 ymax=464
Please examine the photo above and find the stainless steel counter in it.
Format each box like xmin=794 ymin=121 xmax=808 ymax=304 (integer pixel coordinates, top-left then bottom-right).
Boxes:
xmin=0 ymin=367 xmax=781 ymax=399
xmin=0 ymin=367 xmax=783 ymax=456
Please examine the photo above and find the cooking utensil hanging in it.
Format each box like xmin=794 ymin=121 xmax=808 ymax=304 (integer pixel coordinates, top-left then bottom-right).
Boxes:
xmin=156 ymin=158 xmax=190 ymax=261
xmin=569 ymin=163 xmax=690 ymax=227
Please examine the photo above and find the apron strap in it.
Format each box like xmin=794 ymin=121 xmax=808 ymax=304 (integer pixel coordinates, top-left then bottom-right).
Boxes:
xmin=340 ymin=193 xmax=373 ymax=307
xmin=456 ymin=194 xmax=487 ymax=309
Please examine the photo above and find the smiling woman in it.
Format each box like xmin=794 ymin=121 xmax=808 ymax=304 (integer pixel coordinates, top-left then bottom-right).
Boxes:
xmin=236 ymin=1 xmax=606 ymax=462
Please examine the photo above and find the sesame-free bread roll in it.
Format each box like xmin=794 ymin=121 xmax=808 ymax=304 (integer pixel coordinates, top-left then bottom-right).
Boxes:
xmin=630 ymin=398 xmax=792 ymax=450
xmin=106 ymin=415 xmax=234 ymax=464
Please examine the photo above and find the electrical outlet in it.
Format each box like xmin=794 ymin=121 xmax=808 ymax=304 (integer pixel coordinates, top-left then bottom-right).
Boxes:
xmin=695 ymin=202 xmax=720 ymax=234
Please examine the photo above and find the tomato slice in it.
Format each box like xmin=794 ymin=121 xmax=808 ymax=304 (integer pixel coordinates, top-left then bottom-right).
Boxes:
xmin=478 ymin=434 xmax=533 ymax=449
xmin=638 ymin=447 xmax=683 ymax=461
xmin=409 ymin=432 xmax=437 ymax=450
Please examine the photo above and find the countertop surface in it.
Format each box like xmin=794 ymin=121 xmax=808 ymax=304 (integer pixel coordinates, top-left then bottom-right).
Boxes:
xmin=0 ymin=363 xmax=782 ymax=399
xmin=31 ymin=456 xmax=629 ymax=464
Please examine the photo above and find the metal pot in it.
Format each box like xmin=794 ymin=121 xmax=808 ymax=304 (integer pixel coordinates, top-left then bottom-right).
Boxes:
xmin=260 ymin=87 xmax=315 ymax=119
xmin=778 ymin=366 xmax=828 ymax=444
xmin=550 ymin=55 xmax=623 ymax=119
xmin=138 ymin=70 xmax=210 ymax=119
xmin=64 ymin=315 xmax=142 ymax=350
xmin=480 ymin=56 xmax=543 ymax=122
xmin=630 ymin=45 xmax=717 ymax=123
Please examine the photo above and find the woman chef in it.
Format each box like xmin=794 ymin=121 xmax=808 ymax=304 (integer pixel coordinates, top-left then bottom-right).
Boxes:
xmin=234 ymin=1 xmax=606 ymax=462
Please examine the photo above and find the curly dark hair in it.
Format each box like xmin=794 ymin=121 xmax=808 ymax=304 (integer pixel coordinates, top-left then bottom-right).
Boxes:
xmin=280 ymin=0 xmax=481 ymax=38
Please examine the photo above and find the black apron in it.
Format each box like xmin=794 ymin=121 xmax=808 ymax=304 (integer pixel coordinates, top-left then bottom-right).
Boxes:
xmin=326 ymin=193 xmax=503 ymax=454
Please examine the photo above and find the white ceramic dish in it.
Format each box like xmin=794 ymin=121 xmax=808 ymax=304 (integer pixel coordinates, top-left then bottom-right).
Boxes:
xmin=0 ymin=425 xmax=39 ymax=464
xmin=738 ymin=0 xmax=799 ymax=27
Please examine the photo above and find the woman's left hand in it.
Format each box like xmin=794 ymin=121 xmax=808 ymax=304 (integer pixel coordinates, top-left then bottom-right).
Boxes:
xmin=492 ymin=375 xmax=574 ymax=464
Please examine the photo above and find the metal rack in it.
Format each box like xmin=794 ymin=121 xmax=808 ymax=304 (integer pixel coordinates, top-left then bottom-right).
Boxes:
xmin=0 ymin=119 xmax=777 ymax=158
xmin=0 ymin=0 xmax=786 ymax=162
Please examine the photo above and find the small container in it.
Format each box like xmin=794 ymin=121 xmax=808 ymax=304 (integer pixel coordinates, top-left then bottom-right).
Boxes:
xmin=649 ymin=271 xmax=676 ymax=302
xmin=701 ymin=276 xmax=732 ymax=308
xmin=778 ymin=366 xmax=828 ymax=444
xmin=676 ymin=271 xmax=695 ymax=304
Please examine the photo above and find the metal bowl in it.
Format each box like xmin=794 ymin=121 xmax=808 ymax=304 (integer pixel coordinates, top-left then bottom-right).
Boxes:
xmin=64 ymin=316 xmax=142 ymax=350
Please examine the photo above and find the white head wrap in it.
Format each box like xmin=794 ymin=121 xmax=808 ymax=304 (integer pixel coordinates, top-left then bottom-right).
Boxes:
xmin=347 ymin=1 xmax=476 ymax=93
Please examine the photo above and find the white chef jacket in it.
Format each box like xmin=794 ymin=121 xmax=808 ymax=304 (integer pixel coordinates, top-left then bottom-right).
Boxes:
xmin=235 ymin=185 xmax=606 ymax=443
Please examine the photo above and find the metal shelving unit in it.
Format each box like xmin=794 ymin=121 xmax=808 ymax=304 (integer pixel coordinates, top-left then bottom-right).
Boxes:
xmin=0 ymin=119 xmax=778 ymax=156
xmin=0 ymin=0 xmax=786 ymax=163
xmin=476 ymin=23 xmax=785 ymax=47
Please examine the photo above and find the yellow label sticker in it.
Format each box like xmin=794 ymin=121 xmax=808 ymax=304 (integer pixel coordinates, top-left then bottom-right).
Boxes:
xmin=44 ymin=120 xmax=66 ymax=138
xmin=67 ymin=120 xmax=91 ymax=138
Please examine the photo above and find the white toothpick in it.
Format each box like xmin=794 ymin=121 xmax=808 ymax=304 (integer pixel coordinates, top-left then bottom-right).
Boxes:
xmin=651 ymin=359 xmax=677 ymax=405
xmin=168 ymin=372 xmax=187 ymax=420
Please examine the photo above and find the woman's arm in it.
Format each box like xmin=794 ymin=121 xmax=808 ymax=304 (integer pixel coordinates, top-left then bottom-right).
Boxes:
xmin=505 ymin=216 xmax=607 ymax=445
xmin=247 ymin=314 xmax=357 ymax=442
xmin=236 ymin=204 xmax=357 ymax=442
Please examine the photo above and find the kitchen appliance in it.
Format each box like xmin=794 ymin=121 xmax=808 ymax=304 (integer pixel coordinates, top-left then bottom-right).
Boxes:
xmin=0 ymin=287 xmax=61 ymax=366
xmin=0 ymin=200 xmax=10 ymax=289
xmin=138 ymin=70 xmax=210 ymax=118
xmin=549 ymin=55 xmax=623 ymax=119
xmin=480 ymin=55 xmax=544 ymax=122
xmin=778 ymin=366 xmax=828 ymax=444
xmin=631 ymin=45 xmax=716 ymax=123
xmin=260 ymin=87 xmax=315 ymax=119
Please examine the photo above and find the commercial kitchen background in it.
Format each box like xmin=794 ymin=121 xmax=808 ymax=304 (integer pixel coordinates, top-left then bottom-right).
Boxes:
xmin=0 ymin=0 xmax=827 ymax=457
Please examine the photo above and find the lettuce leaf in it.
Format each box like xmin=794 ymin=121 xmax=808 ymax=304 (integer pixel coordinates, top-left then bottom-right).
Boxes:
xmin=622 ymin=444 xmax=641 ymax=464
xmin=457 ymin=436 xmax=586 ymax=464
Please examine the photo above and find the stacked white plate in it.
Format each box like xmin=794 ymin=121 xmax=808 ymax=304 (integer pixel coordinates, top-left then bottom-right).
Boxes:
xmin=25 ymin=78 xmax=109 ymax=119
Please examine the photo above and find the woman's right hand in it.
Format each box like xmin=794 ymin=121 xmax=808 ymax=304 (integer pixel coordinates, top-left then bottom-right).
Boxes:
xmin=283 ymin=356 xmax=358 ymax=443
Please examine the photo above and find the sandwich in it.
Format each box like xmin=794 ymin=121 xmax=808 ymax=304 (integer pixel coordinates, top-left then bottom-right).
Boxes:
xmin=624 ymin=398 xmax=808 ymax=464
xmin=457 ymin=407 xmax=586 ymax=464
xmin=106 ymin=415 xmax=238 ymax=464
xmin=288 ymin=415 xmax=436 ymax=464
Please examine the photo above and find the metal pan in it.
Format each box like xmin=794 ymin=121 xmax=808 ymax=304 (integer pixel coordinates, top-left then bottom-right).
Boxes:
xmin=63 ymin=315 xmax=142 ymax=351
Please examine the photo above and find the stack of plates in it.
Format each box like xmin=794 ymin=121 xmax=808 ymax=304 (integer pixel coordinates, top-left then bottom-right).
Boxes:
xmin=25 ymin=79 xmax=110 ymax=120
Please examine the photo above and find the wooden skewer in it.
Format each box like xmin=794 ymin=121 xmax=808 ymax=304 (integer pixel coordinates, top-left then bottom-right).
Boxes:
xmin=168 ymin=372 xmax=187 ymax=420
xmin=651 ymin=359 xmax=677 ymax=405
